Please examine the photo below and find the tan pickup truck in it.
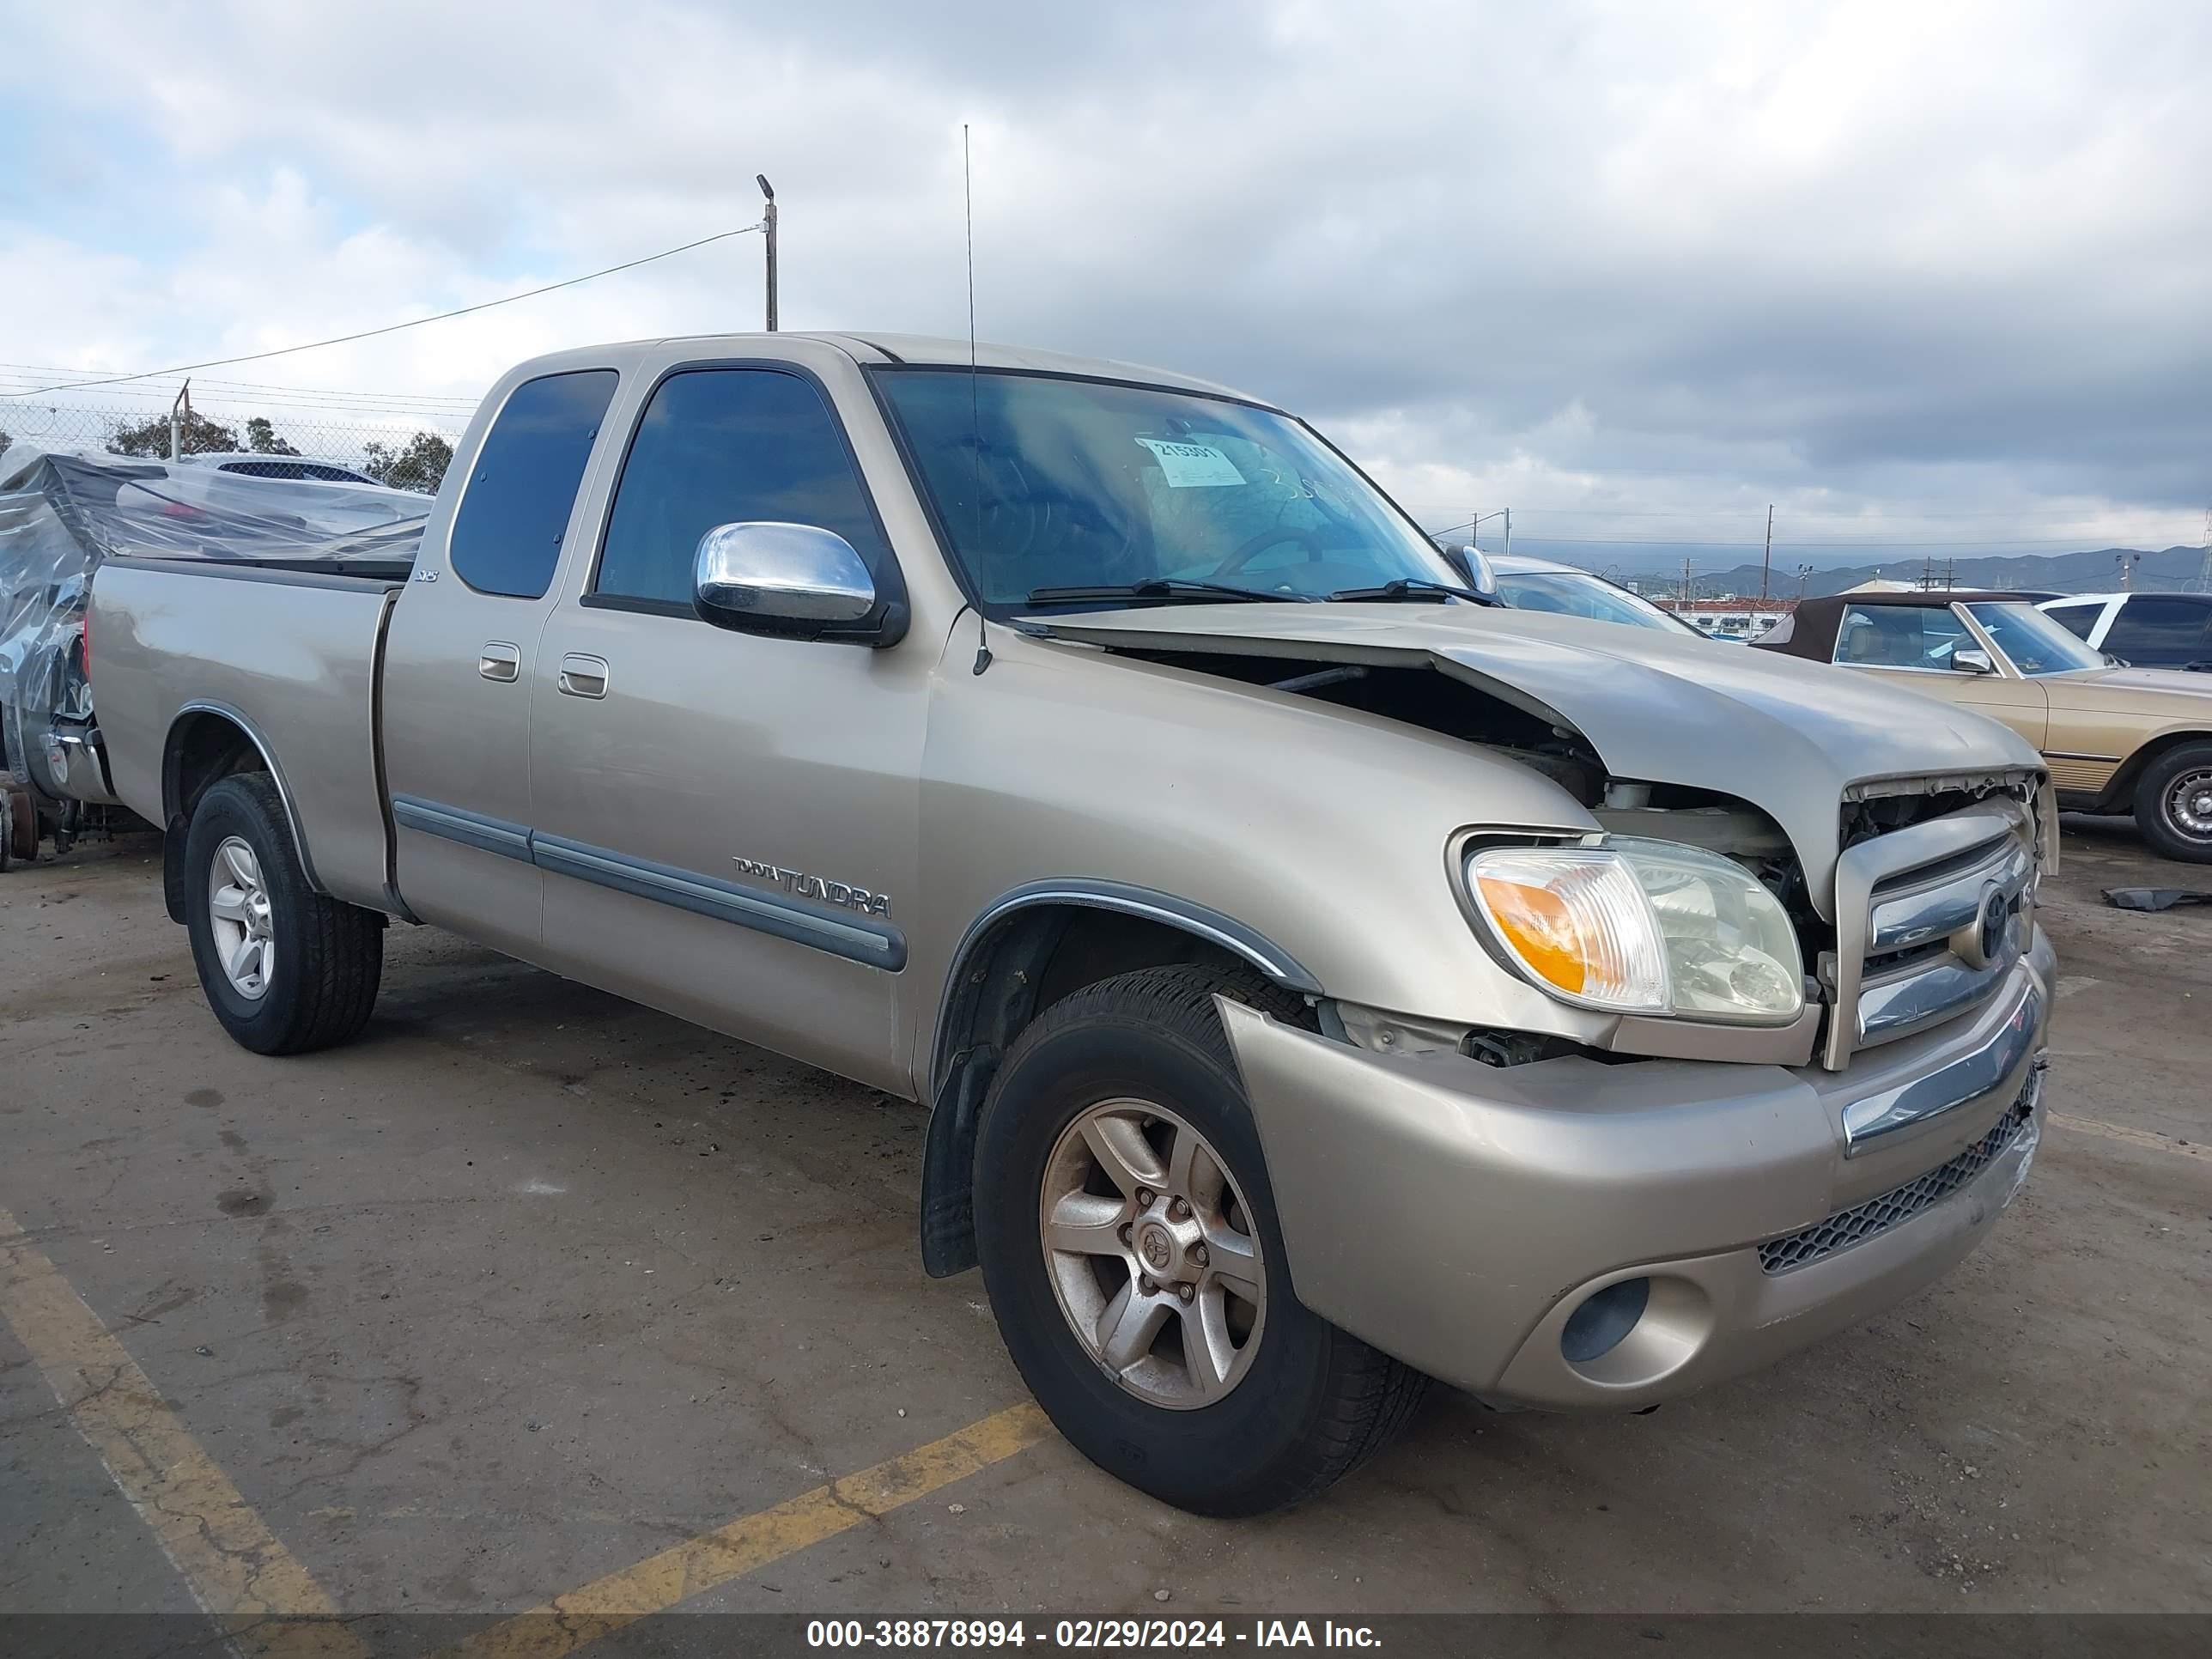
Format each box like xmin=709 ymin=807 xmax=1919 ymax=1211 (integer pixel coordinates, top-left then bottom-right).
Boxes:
xmin=88 ymin=333 xmax=2055 ymax=1514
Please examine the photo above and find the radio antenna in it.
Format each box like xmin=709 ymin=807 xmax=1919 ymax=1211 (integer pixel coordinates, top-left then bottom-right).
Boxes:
xmin=963 ymin=124 xmax=993 ymax=676
xmin=963 ymin=125 xmax=981 ymax=542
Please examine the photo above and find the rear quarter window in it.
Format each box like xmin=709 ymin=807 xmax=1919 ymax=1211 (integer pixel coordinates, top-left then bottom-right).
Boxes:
xmin=448 ymin=368 xmax=619 ymax=599
xmin=2040 ymin=601 xmax=2103 ymax=641
xmin=2103 ymin=597 xmax=2212 ymax=664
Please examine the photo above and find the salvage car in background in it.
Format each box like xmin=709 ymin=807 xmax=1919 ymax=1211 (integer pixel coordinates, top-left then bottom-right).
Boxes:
xmin=1486 ymin=553 xmax=1704 ymax=635
xmin=0 ymin=444 xmax=427 ymax=867
xmin=1757 ymin=590 xmax=2212 ymax=861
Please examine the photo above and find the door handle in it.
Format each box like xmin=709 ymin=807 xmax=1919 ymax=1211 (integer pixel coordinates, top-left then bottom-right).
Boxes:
xmin=478 ymin=642 xmax=521 ymax=683
xmin=557 ymin=653 xmax=611 ymax=699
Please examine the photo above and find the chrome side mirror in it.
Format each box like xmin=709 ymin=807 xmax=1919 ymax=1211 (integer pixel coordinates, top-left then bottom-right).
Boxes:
xmin=1952 ymin=647 xmax=1996 ymax=675
xmin=693 ymin=522 xmax=879 ymax=641
xmin=1437 ymin=544 xmax=1497 ymax=596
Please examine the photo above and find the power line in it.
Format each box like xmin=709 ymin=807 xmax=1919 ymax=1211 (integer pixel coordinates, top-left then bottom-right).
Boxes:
xmin=0 ymin=366 xmax=481 ymax=405
xmin=1404 ymin=501 xmax=2202 ymax=526
xmin=1 ymin=223 xmax=764 ymax=400
xmin=0 ymin=386 xmax=474 ymax=422
xmin=1510 ymin=534 xmax=2192 ymax=550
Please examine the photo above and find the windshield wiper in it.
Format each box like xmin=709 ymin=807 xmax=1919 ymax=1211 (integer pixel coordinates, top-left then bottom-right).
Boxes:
xmin=1325 ymin=578 xmax=1500 ymax=606
xmin=1023 ymin=579 xmax=1310 ymax=607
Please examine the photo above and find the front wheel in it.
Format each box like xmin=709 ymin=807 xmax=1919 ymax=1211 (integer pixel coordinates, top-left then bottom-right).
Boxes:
xmin=2133 ymin=740 xmax=2212 ymax=864
xmin=184 ymin=775 xmax=384 ymax=1054
xmin=973 ymin=965 xmax=1425 ymax=1515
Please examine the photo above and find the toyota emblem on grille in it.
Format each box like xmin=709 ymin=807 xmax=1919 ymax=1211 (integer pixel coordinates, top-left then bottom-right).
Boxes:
xmin=1955 ymin=878 xmax=2013 ymax=969
xmin=1979 ymin=890 xmax=2009 ymax=962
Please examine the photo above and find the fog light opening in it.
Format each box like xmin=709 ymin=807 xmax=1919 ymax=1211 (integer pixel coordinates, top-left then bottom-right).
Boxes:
xmin=1560 ymin=1276 xmax=1650 ymax=1364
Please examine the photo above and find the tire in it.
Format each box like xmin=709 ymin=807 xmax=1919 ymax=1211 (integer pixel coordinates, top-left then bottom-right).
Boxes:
xmin=973 ymin=964 xmax=1425 ymax=1516
xmin=2132 ymin=740 xmax=2212 ymax=864
xmin=184 ymin=774 xmax=384 ymax=1054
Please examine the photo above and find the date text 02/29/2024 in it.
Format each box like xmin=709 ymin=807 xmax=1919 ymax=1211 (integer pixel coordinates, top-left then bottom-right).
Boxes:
xmin=805 ymin=1621 xmax=1382 ymax=1650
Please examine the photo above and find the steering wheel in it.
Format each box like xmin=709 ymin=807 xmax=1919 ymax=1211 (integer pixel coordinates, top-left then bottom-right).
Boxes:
xmin=1211 ymin=525 xmax=1328 ymax=580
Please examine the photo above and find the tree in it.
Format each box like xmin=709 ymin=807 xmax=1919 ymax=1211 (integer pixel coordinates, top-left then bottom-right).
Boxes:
xmin=246 ymin=416 xmax=300 ymax=456
xmin=361 ymin=430 xmax=453 ymax=495
xmin=108 ymin=410 xmax=240 ymax=458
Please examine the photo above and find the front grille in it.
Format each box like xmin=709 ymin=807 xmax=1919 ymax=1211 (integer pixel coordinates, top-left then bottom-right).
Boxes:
xmin=1758 ymin=1091 xmax=2037 ymax=1274
xmin=1824 ymin=787 xmax=2039 ymax=1068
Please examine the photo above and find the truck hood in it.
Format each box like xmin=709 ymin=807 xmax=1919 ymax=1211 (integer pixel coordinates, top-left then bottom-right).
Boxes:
xmin=1027 ymin=602 xmax=2045 ymax=915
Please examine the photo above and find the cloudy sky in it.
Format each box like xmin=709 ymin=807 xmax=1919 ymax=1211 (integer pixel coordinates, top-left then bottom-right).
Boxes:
xmin=3 ymin=0 xmax=2207 ymax=570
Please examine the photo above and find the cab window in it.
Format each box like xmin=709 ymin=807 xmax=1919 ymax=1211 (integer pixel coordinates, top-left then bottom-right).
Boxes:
xmin=592 ymin=368 xmax=892 ymax=610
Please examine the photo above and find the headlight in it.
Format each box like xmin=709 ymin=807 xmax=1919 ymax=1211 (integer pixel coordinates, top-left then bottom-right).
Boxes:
xmin=1465 ymin=836 xmax=1803 ymax=1024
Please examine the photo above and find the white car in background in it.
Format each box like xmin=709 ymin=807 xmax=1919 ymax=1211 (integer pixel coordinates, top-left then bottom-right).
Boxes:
xmin=2038 ymin=591 xmax=2212 ymax=673
xmin=1482 ymin=552 xmax=1705 ymax=635
xmin=168 ymin=452 xmax=382 ymax=486
xmin=145 ymin=453 xmax=430 ymax=538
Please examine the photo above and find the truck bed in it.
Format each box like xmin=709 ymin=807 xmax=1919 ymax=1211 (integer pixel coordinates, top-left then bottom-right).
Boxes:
xmin=90 ymin=556 xmax=403 ymax=909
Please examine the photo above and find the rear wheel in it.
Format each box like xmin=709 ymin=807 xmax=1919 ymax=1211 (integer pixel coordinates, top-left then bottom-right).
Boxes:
xmin=2133 ymin=740 xmax=2212 ymax=864
xmin=973 ymin=964 xmax=1425 ymax=1515
xmin=184 ymin=775 xmax=384 ymax=1054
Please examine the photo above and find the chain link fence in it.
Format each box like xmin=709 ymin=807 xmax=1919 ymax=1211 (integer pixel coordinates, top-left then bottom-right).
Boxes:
xmin=0 ymin=393 xmax=471 ymax=495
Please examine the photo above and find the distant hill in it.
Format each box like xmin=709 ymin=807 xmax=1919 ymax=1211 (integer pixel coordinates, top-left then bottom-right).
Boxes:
xmin=1607 ymin=545 xmax=2208 ymax=600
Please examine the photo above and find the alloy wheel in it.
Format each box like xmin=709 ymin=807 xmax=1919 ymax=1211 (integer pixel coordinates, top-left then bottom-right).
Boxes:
xmin=1037 ymin=1098 xmax=1267 ymax=1409
xmin=207 ymin=836 xmax=276 ymax=999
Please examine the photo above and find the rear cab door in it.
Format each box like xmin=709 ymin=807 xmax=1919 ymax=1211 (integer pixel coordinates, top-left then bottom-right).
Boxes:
xmin=525 ymin=339 xmax=933 ymax=1094
xmin=380 ymin=355 xmax=623 ymax=957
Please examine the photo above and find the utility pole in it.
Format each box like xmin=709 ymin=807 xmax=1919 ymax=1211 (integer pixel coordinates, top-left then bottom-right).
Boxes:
xmin=1760 ymin=504 xmax=1773 ymax=602
xmin=1796 ymin=562 xmax=1815 ymax=600
xmin=2118 ymin=550 xmax=2142 ymax=591
xmin=757 ymin=175 xmax=778 ymax=331
xmin=2199 ymin=507 xmax=2210 ymax=593
xmin=169 ymin=380 xmax=190 ymax=460
xmin=1501 ymin=507 xmax=1511 ymax=558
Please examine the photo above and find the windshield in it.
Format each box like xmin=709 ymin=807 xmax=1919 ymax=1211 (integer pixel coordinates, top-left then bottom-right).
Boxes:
xmin=873 ymin=369 xmax=1458 ymax=608
xmin=1964 ymin=602 xmax=2106 ymax=676
xmin=1492 ymin=569 xmax=1694 ymax=634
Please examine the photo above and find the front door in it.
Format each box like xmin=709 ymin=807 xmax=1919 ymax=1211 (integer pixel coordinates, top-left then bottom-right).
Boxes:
xmin=528 ymin=359 xmax=927 ymax=1093
xmin=380 ymin=367 xmax=620 ymax=957
xmin=1832 ymin=601 xmax=2050 ymax=750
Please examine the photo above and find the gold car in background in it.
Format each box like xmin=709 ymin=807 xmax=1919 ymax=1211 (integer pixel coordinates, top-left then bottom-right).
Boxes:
xmin=1758 ymin=591 xmax=2212 ymax=862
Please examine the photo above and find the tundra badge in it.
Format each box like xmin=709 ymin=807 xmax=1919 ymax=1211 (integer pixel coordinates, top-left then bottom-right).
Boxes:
xmin=732 ymin=855 xmax=891 ymax=918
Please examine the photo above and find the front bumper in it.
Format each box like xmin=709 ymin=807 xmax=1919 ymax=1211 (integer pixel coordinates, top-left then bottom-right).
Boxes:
xmin=1220 ymin=926 xmax=2053 ymax=1408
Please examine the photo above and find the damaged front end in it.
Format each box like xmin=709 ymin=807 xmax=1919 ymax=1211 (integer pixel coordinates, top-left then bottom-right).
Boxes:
xmin=1027 ymin=604 xmax=2048 ymax=1073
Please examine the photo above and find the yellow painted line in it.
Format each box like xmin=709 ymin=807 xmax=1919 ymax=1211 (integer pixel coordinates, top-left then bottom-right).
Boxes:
xmin=0 ymin=1206 xmax=368 ymax=1659
xmin=2052 ymin=1112 xmax=2206 ymax=1159
xmin=449 ymin=1401 xmax=1054 ymax=1659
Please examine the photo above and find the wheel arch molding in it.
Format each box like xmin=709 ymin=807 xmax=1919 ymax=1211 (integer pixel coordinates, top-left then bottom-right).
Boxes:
xmin=162 ymin=702 xmax=324 ymax=905
xmin=917 ymin=879 xmax=1320 ymax=1279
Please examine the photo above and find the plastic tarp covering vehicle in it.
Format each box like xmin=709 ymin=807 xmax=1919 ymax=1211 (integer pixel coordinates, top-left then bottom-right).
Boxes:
xmin=0 ymin=443 xmax=425 ymax=806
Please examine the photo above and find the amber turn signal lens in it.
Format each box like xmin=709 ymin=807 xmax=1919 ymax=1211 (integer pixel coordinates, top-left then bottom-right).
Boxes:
xmin=1475 ymin=874 xmax=1589 ymax=994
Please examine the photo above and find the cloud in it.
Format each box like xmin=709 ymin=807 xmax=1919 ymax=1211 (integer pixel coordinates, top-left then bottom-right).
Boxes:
xmin=2 ymin=0 xmax=2207 ymax=558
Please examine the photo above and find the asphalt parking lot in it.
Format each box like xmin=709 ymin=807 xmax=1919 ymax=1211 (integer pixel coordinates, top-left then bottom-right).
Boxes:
xmin=3 ymin=817 xmax=2207 ymax=1643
